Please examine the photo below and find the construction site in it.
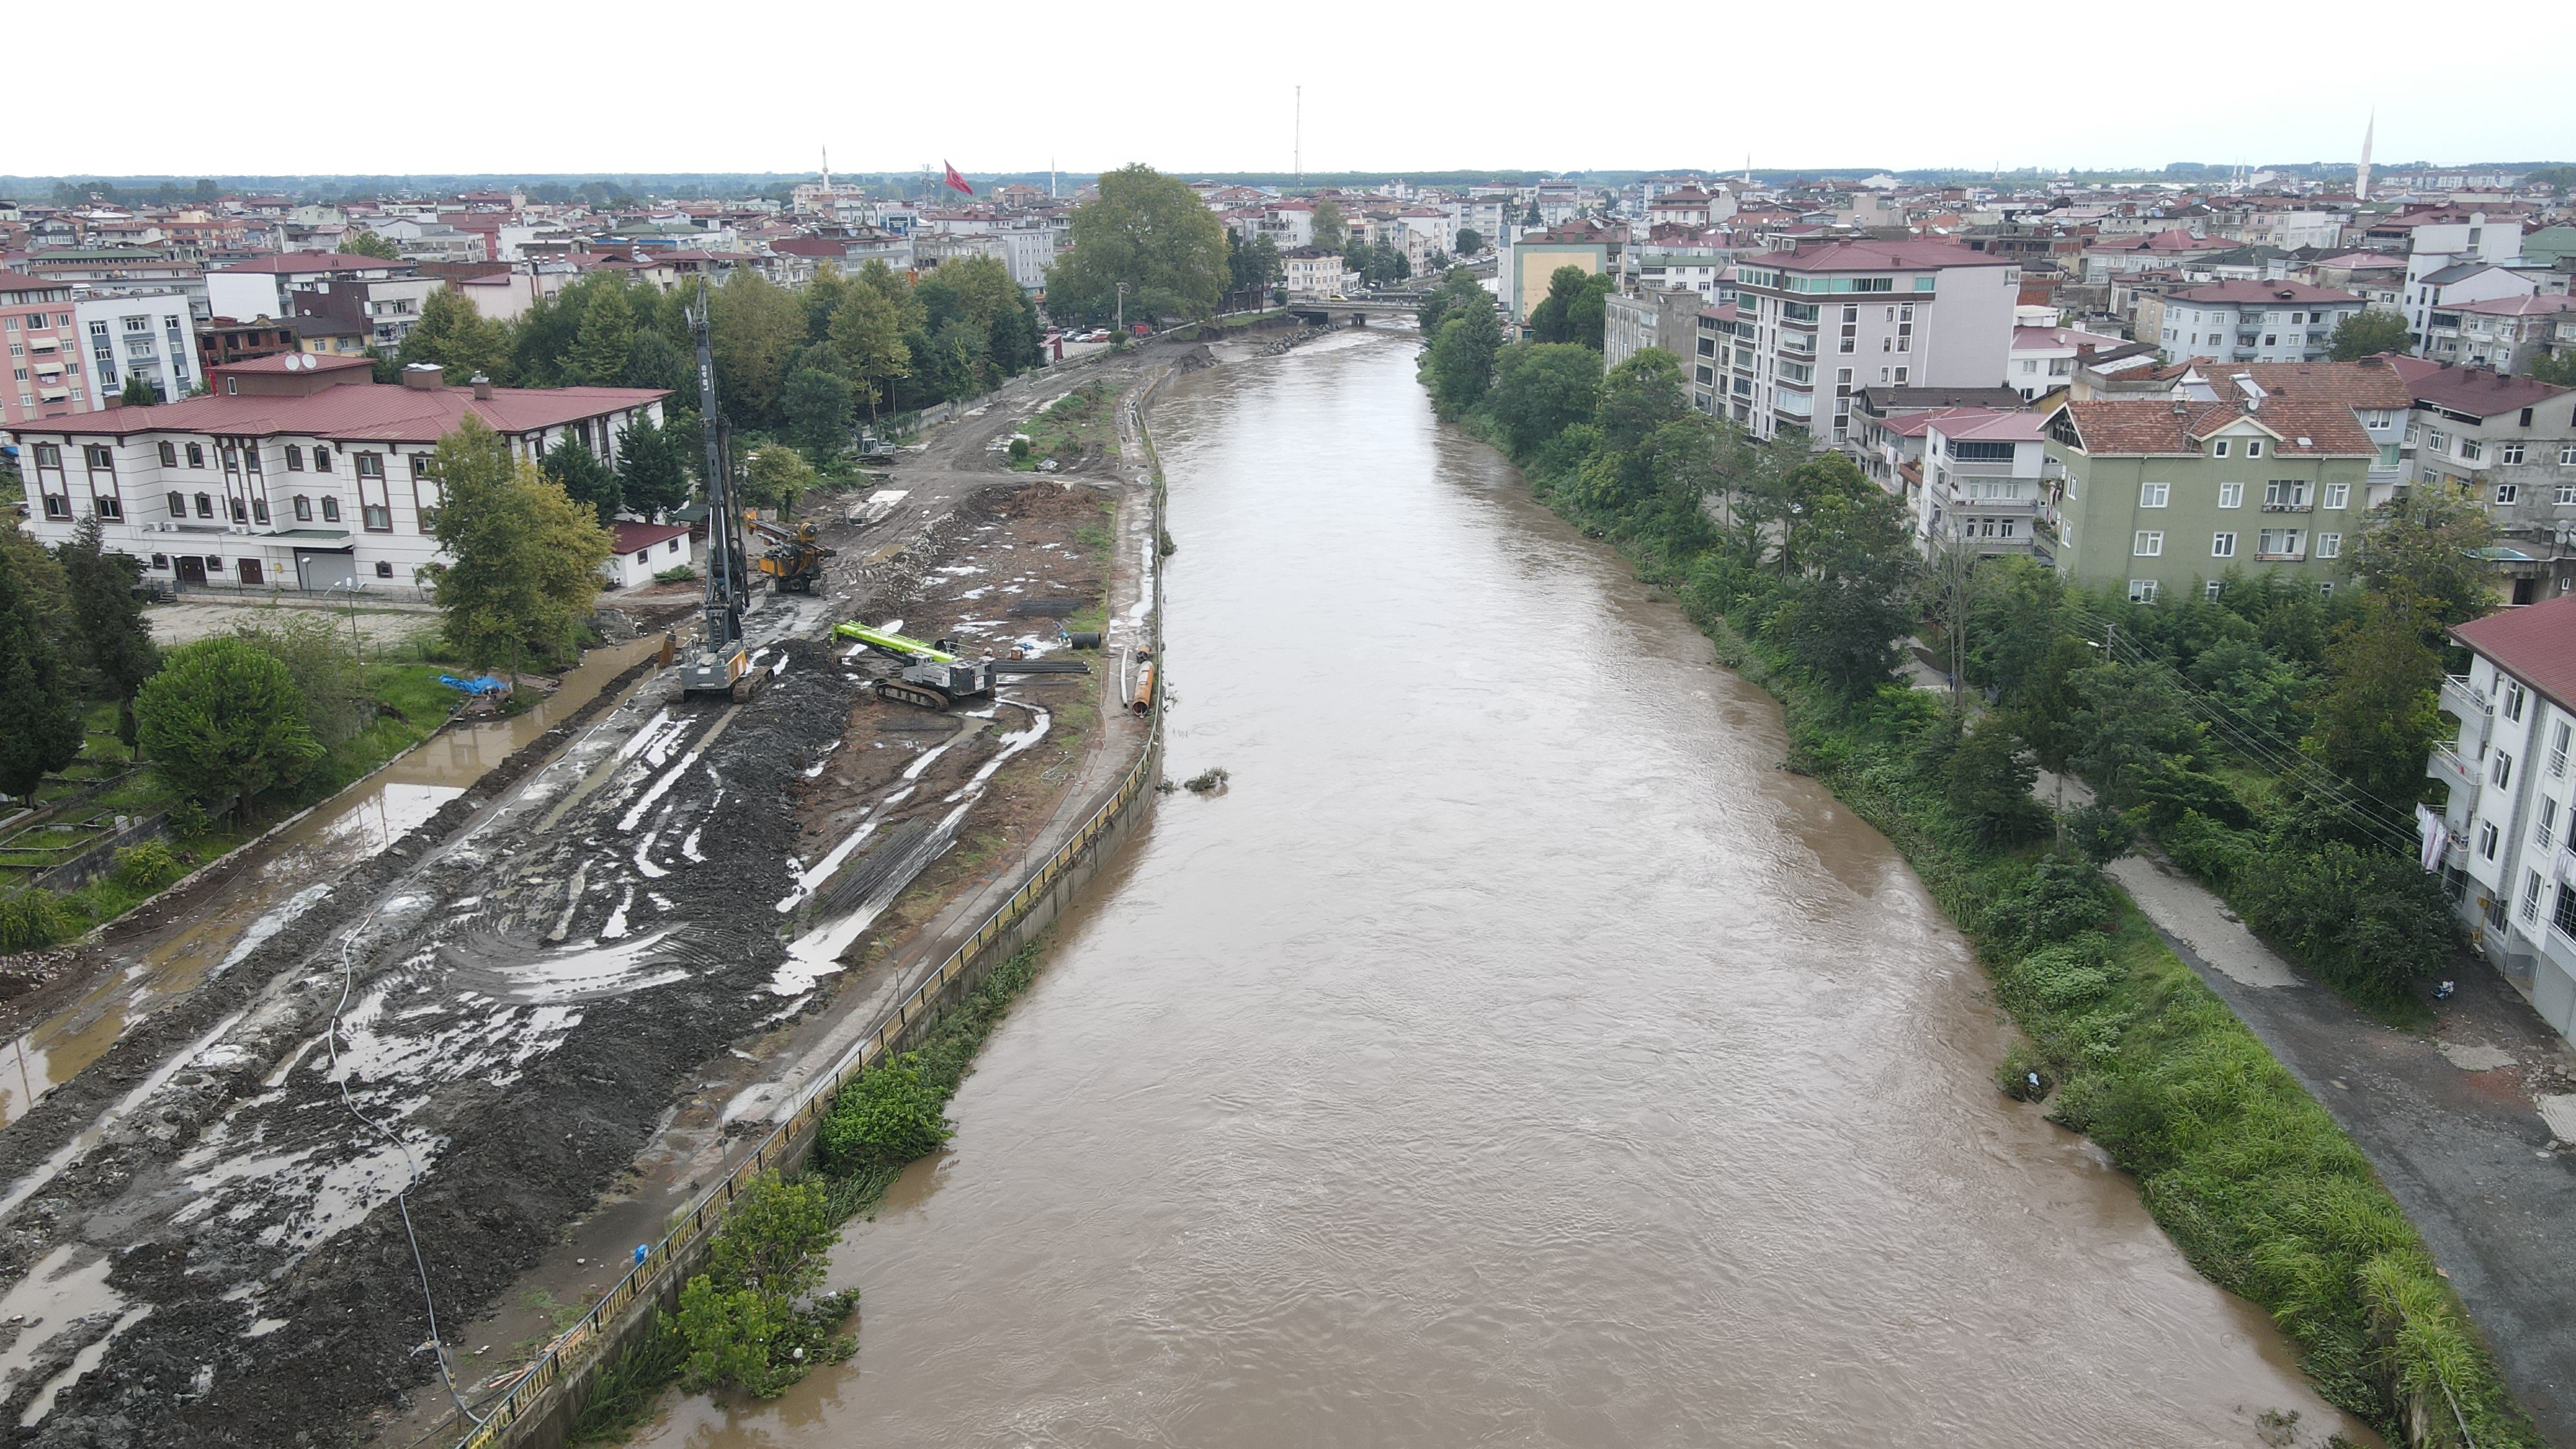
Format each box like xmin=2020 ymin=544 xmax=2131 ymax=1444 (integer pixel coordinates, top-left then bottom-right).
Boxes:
xmin=0 ymin=336 xmax=1181 ymax=1449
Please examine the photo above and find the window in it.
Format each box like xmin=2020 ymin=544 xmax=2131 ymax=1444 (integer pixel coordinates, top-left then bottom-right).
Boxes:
xmin=2264 ymin=479 xmax=2311 ymax=508
xmin=2559 ymin=484 xmax=2576 ymax=506
xmin=2127 ymin=578 xmax=2160 ymax=602
xmin=2494 ymin=484 xmax=2519 ymax=506
xmin=314 ymin=448 xmax=334 ymax=473
xmin=2133 ymin=530 xmax=2164 ymax=556
xmin=2257 ymin=528 xmax=2304 ymax=556
xmin=2218 ymin=481 xmax=2243 ymax=509
xmin=2523 ymin=869 xmax=2545 ymax=925
xmin=2204 ymin=580 xmax=2224 ymax=601
xmin=2558 ymin=883 xmax=2576 ymax=940
xmin=228 ymin=497 xmax=248 ymax=524
xmin=2211 ymin=532 xmax=2237 ymax=558
xmin=2317 ymin=532 xmax=2342 ymax=558
xmin=2505 ymin=683 xmax=2526 ymax=723
xmin=2323 ymin=482 xmax=2349 ymax=509
xmin=2494 ymin=752 xmax=2514 ymax=789
xmin=193 ymin=492 xmax=213 ymax=518
xmin=2479 ymin=820 xmax=2499 ymax=860
xmin=2427 ymin=430 xmax=2448 ymax=453
xmin=31 ymin=442 xmax=59 ymax=468
xmin=2539 ymin=798 xmax=2559 ymax=852
xmin=206 ymin=556 xmax=223 ymax=572
xmin=251 ymin=497 xmax=269 ymax=524
xmin=321 ymin=496 xmax=341 ymax=522
xmin=374 ymin=560 xmax=395 ymax=578
xmin=2501 ymin=443 xmax=2525 ymax=464
xmin=2139 ymin=482 xmax=2170 ymax=507
xmin=2246 ymin=440 xmax=2264 ymax=459
xmin=2211 ymin=439 xmax=2231 ymax=458
xmin=2459 ymin=438 xmax=2484 ymax=462
xmin=149 ymin=554 xmax=167 ymax=571
xmin=2561 ymin=445 xmax=2576 ymax=466
xmin=293 ymin=495 xmax=312 ymax=522
xmin=165 ymin=490 xmax=184 ymax=516
xmin=1893 ymin=367 xmax=1908 ymax=384
xmin=158 ymin=441 xmax=176 ymax=467
xmin=2553 ymin=721 xmax=2571 ymax=777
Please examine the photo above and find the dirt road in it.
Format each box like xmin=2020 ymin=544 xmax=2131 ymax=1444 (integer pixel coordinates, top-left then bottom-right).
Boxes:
xmin=0 ymin=345 xmax=1168 ymax=1449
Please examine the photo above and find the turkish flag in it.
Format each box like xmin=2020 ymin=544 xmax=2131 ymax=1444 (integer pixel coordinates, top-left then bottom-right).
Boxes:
xmin=942 ymin=162 xmax=974 ymax=196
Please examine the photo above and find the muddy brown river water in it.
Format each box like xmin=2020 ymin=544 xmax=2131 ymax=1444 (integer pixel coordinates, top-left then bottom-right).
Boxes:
xmin=634 ymin=332 xmax=2366 ymax=1448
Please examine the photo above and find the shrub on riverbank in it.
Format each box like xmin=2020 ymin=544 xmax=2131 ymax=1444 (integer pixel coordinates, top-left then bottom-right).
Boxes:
xmin=1421 ymin=345 xmax=2536 ymax=1446
xmin=569 ymin=940 xmax=1050 ymax=1443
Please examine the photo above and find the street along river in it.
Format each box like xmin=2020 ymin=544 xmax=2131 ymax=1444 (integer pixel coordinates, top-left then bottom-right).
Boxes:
xmin=636 ymin=330 xmax=2368 ymax=1446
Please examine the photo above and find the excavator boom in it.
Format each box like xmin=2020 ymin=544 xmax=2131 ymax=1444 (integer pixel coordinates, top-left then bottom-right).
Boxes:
xmin=831 ymin=621 xmax=958 ymax=663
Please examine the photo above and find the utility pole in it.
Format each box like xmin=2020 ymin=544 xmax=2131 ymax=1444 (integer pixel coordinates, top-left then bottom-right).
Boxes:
xmin=1115 ymin=281 xmax=1126 ymax=337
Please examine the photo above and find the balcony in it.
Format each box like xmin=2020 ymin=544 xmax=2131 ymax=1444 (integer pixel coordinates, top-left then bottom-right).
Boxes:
xmin=2260 ymin=502 xmax=2312 ymax=513
xmin=2440 ymin=673 xmax=2488 ymax=724
xmin=2253 ymin=550 xmax=2307 ymax=562
xmin=2428 ymin=743 xmax=2479 ymax=808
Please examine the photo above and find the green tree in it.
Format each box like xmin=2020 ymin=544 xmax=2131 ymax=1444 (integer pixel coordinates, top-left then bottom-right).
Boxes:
xmin=1595 ymin=349 xmax=1689 ymax=457
xmin=1416 ymin=267 xmax=1490 ymax=339
xmin=675 ymin=1280 xmax=795 ymax=1397
xmin=565 ymin=280 xmax=638 ymax=386
xmin=1770 ymin=477 xmax=1920 ymax=697
xmin=928 ymin=255 xmax=1041 ymax=379
xmin=119 ymin=374 xmax=158 ymax=406
xmin=2070 ymin=667 xmax=2207 ymax=810
xmin=2325 ymin=310 xmax=2414 ymax=361
xmin=709 ymin=270 xmax=810 ymax=424
xmin=2306 ymin=589 xmax=2443 ymax=808
xmin=397 ymin=288 xmax=511 ymax=384
xmin=826 ymin=283 xmax=911 ymax=418
xmin=616 ymin=417 xmax=692 ymax=520
xmin=0 ymin=537 xmax=83 ymax=801
xmin=1526 ymin=265 xmax=1594 ymax=345
xmin=1424 ymin=305 xmax=1504 ymax=419
xmin=2530 ymin=350 xmax=2576 ymax=387
xmin=540 ymin=437 xmax=620 ymax=524
xmin=1485 ymin=343 xmax=1603 ymax=455
xmin=339 ymin=231 xmax=399 ymax=260
xmin=739 ymin=446 xmax=818 ymax=517
xmin=780 ymin=368 xmax=853 ymax=464
xmin=1309 ymin=200 xmax=1347 ymax=250
xmin=421 ymin=417 xmax=613 ymax=674
xmin=1454 ymin=227 xmax=1484 ymax=256
xmin=2345 ymin=488 xmax=2496 ymax=627
xmin=56 ymin=516 xmax=160 ymax=750
xmin=231 ymin=612 xmax=368 ymax=751
xmin=1046 ymin=164 xmax=1228 ymax=324
xmin=1567 ymin=272 xmax=1616 ymax=350
xmin=816 ymin=1055 xmax=954 ymax=1173
xmin=1946 ymin=717 xmax=2053 ymax=843
xmin=133 ymin=636 xmax=321 ymax=815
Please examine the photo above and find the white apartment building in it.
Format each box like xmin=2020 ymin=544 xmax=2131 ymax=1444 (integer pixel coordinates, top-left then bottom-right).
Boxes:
xmin=1282 ymin=247 xmax=1345 ymax=299
xmin=1717 ymin=239 xmax=2019 ymax=442
xmin=75 ymin=292 xmax=196 ymax=405
xmin=2158 ymin=281 xmax=2367 ymax=365
xmin=2008 ymin=325 xmax=2126 ymax=401
xmin=11 ymin=354 xmax=666 ymax=598
xmin=2401 ymin=211 xmax=2526 ymax=348
xmin=2427 ymin=594 xmax=2576 ymax=1045
xmin=1917 ymin=409 xmax=2054 ymax=560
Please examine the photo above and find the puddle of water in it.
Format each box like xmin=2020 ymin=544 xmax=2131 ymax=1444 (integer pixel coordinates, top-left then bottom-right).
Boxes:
xmin=0 ymin=1246 xmax=122 ymax=1400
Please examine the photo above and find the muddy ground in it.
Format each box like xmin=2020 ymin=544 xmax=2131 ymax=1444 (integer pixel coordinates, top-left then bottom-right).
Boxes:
xmin=0 ymin=459 xmax=1137 ymax=1449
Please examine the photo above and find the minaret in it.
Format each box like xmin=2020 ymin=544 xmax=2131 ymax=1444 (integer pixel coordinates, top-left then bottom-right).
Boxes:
xmin=2356 ymin=112 xmax=2374 ymax=203
xmin=821 ymin=146 xmax=830 ymax=192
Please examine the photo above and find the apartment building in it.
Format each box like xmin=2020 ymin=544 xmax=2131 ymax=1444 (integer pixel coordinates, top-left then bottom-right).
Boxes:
xmin=10 ymin=354 xmax=666 ymax=597
xmin=2401 ymin=211 xmax=2527 ymax=348
xmin=2398 ymin=364 xmax=2576 ymax=603
xmin=2156 ymin=281 xmax=2366 ymax=364
xmin=1721 ymin=239 xmax=2018 ymax=442
xmin=1281 ymin=246 xmax=1346 ymax=300
xmin=2442 ymin=296 xmax=2576 ymax=375
xmin=1603 ymin=290 xmax=1708 ymax=371
xmin=1507 ymin=225 xmax=1615 ymax=322
xmin=76 ymin=292 xmax=196 ymax=405
xmin=1911 ymin=409 xmax=2056 ymax=560
xmin=2044 ymin=383 xmax=2376 ymax=601
xmin=2 ymin=271 xmax=91 ymax=425
xmin=2425 ymin=595 xmax=2576 ymax=1045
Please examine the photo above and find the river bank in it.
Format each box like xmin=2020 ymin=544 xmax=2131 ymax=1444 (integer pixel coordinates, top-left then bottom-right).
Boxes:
xmin=616 ymin=328 xmax=2374 ymax=1449
xmin=1460 ymin=383 xmax=2537 ymax=1441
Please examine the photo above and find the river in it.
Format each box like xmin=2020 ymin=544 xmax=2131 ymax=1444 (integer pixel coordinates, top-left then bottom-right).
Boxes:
xmin=634 ymin=330 xmax=2365 ymax=1447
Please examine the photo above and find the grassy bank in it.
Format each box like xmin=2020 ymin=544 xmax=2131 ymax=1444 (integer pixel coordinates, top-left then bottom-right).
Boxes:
xmin=569 ymin=939 xmax=1052 ymax=1444
xmin=1538 ymin=477 xmax=2535 ymax=1448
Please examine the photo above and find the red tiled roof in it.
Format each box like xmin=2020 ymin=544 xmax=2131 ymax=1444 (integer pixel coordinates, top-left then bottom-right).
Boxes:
xmin=611 ymin=521 xmax=690 ymax=553
xmin=2452 ymin=294 xmax=2576 ymax=317
xmin=2409 ymin=366 xmax=2571 ymax=419
xmin=2056 ymin=395 xmax=2372 ymax=457
xmin=2451 ymin=594 xmax=2576 ymax=717
xmin=19 ymin=380 xmax=667 ymax=443
xmin=2224 ymin=359 xmax=2413 ymax=411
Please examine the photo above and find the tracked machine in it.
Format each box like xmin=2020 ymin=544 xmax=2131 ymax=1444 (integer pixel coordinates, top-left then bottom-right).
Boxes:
xmin=677 ymin=283 xmax=770 ymax=703
xmin=832 ymin=623 xmax=996 ymax=710
xmin=746 ymin=513 xmax=834 ymax=593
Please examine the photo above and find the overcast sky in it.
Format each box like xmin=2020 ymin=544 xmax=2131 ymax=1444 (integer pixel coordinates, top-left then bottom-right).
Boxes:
xmin=21 ymin=0 xmax=2573 ymax=179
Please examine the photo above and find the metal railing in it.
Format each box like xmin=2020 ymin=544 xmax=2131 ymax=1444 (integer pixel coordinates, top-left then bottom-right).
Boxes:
xmin=448 ymin=371 xmax=1172 ymax=1449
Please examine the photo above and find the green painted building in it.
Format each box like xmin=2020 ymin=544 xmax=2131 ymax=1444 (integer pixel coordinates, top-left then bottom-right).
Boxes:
xmin=2044 ymin=390 xmax=2376 ymax=603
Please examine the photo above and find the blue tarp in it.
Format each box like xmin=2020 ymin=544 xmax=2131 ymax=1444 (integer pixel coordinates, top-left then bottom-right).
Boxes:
xmin=437 ymin=674 xmax=511 ymax=696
